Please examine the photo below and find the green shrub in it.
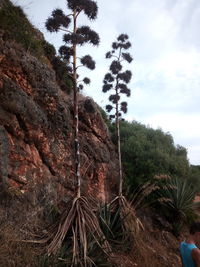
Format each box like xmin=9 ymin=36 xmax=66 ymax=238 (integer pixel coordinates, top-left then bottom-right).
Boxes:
xmin=42 ymin=40 xmax=56 ymax=61
xmin=0 ymin=0 xmax=44 ymax=60
xmin=156 ymin=177 xmax=200 ymax=236
xmin=108 ymin=120 xmax=190 ymax=190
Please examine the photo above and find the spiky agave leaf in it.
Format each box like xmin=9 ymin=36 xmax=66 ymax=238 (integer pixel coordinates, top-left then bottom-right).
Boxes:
xmin=158 ymin=177 xmax=200 ymax=218
xmin=156 ymin=177 xmax=200 ymax=235
xmin=80 ymin=55 xmax=95 ymax=70
xmin=98 ymin=203 xmax=125 ymax=246
xmin=109 ymin=196 xmax=144 ymax=243
xmin=47 ymin=197 xmax=111 ymax=266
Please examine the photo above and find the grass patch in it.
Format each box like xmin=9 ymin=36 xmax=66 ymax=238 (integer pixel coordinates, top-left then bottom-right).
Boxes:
xmin=0 ymin=0 xmax=45 ymax=60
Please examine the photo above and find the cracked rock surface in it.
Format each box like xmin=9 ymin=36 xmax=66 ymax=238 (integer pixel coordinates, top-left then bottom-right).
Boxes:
xmin=0 ymin=38 xmax=118 ymax=206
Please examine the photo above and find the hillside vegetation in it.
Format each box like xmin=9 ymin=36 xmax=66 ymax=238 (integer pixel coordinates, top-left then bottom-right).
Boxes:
xmin=1 ymin=0 xmax=200 ymax=266
xmin=101 ymin=115 xmax=200 ymax=190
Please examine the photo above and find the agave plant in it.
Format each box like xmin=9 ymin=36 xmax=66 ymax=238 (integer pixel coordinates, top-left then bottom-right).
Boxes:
xmin=101 ymin=34 xmax=145 ymax=247
xmin=157 ymin=177 xmax=200 ymax=235
xmin=45 ymin=1 xmax=112 ymax=265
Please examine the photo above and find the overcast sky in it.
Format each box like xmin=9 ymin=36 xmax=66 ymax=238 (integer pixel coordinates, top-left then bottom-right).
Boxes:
xmin=11 ymin=0 xmax=200 ymax=165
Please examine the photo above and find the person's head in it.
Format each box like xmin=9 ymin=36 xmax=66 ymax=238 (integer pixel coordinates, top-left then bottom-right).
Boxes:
xmin=190 ymin=222 xmax=200 ymax=242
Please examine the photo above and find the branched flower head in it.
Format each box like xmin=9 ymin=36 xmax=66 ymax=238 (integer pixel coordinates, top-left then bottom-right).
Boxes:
xmin=109 ymin=94 xmax=120 ymax=104
xmin=112 ymin=42 xmax=119 ymax=50
xmin=67 ymin=0 xmax=98 ymax=20
xmin=77 ymin=26 xmax=100 ymax=46
xmin=110 ymin=60 xmax=122 ymax=75
xmin=121 ymin=101 xmax=128 ymax=113
xmin=104 ymin=73 xmax=114 ymax=83
xmin=118 ymin=83 xmax=127 ymax=91
xmin=106 ymin=52 xmax=112 ymax=58
xmin=109 ymin=114 xmax=115 ymax=120
xmin=123 ymin=41 xmax=131 ymax=49
xmin=118 ymin=84 xmax=131 ymax=96
xmin=106 ymin=104 xmax=113 ymax=112
xmin=117 ymin=34 xmax=128 ymax=42
xmin=102 ymin=84 xmax=112 ymax=92
xmin=63 ymin=33 xmax=85 ymax=45
xmin=122 ymin=52 xmax=133 ymax=63
xmin=83 ymin=77 xmax=91 ymax=85
xmin=79 ymin=84 xmax=84 ymax=90
xmin=118 ymin=70 xmax=132 ymax=83
xmin=81 ymin=55 xmax=95 ymax=70
xmin=59 ymin=45 xmax=73 ymax=60
xmin=46 ymin=9 xmax=71 ymax=32
xmin=83 ymin=0 xmax=98 ymax=20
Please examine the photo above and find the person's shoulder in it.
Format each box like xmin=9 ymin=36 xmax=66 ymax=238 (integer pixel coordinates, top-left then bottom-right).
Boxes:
xmin=192 ymin=248 xmax=200 ymax=255
xmin=192 ymin=248 xmax=200 ymax=265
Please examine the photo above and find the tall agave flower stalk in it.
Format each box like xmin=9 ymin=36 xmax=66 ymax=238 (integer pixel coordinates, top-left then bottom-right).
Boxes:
xmin=45 ymin=1 xmax=111 ymax=265
xmin=102 ymin=35 xmax=143 ymax=242
xmin=103 ymin=34 xmax=132 ymax=196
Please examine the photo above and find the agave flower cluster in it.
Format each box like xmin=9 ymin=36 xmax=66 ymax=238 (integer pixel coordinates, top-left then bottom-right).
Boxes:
xmin=103 ymin=34 xmax=133 ymax=120
xmin=45 ymin=0 xmax=100 ymax=91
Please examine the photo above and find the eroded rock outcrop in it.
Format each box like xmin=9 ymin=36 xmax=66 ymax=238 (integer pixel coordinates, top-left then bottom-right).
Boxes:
xmin=0 ymin=37 xmax=118 ymax=208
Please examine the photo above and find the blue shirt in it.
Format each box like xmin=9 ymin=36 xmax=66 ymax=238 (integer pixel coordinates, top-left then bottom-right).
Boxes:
xmin=180 ymin=241 xmax=198 ymax=267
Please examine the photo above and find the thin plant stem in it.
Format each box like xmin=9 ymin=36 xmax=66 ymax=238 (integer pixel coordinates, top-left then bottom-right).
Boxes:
xmin=72 ymin=9 xmax=81 ymax=198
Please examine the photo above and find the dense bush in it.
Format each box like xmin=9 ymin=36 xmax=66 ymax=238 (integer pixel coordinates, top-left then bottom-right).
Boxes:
xmin=189 ymin=165 xmax=200 ymax=192
xmin=106 ymin=119 xmax=190 ymax=190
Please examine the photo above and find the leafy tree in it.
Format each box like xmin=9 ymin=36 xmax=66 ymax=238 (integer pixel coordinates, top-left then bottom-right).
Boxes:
xmin=45 ymin=1 xmax=110 ymax=265
xmin=106 ymin=120 xmax=190 ymax=191
xmin=189 ymin=165 xmax=200 ymax=193
xmin=102 ymin=34 xmax=133 ymax=196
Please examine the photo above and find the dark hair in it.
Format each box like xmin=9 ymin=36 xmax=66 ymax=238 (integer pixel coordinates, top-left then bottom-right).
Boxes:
xmin=190 ymin=222 xmax=200 ymax=234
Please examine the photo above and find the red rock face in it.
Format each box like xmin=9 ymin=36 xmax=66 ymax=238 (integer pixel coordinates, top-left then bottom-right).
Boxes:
xmin=0 ymin=39 xmax=118 ymax=206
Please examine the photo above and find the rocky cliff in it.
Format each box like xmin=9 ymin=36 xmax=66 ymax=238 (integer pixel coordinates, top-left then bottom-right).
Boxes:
xmin=0 ymin=34 xmax=119 ymax=208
